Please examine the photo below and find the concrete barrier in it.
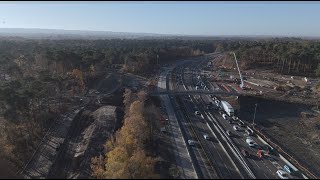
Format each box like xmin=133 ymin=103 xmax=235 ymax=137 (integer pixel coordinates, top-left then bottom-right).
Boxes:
xmin=206 ymin=112 xmax=256 ymax=179
xmin=247 ymin=126 xmax=309 ymax=179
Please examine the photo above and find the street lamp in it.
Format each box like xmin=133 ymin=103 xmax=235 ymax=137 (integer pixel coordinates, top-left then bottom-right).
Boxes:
xmin=252 ymin=103 xmax=258 ymax=126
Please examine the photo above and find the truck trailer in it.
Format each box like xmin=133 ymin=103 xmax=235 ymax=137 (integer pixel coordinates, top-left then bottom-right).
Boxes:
xmin=220 ymin=100 xmax=234 ymax=116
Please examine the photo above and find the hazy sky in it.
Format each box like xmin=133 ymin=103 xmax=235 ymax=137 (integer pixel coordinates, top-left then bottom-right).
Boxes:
xmin=0 ymin=1 xmax=320 ymax=37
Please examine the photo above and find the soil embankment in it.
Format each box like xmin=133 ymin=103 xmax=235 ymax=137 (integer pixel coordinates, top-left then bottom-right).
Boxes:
xmin=48 ymin=104 xmax=123 ymax=179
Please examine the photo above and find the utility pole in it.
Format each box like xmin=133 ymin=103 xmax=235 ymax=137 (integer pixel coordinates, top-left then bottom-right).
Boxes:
xmin=232 ymin=52 xmax=244 ymax=89
xmin=157 ymin=54 xmax=159 ymax=66
xmin=252 ymin=103 xmax=258 ymax=126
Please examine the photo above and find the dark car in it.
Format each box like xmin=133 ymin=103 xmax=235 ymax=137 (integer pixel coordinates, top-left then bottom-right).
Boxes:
xmin=241 ymin=149 xmax=250 ymax=157
xmin=245 ymin=129 xmax=254 ymax=136
xmin=263 ymin=145 xmax=278 ymax=156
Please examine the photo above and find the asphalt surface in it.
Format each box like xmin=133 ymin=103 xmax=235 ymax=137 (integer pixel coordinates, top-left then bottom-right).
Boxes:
xmin=157 ymin=53 xmax=303 ymax=179
xmin=180 ymin=56 xmax=300 ymax=179
xmin=157 ymin=62 xmax=198 ymax=179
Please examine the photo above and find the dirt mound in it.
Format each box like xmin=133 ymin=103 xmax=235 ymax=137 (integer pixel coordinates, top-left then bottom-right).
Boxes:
xmin=90 ymin=105 xmax=117 ymax=131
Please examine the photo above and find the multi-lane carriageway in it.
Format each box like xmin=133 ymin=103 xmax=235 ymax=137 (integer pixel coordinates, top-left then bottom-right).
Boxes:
xmin=159 ymin=55 xmax=302 ymax=179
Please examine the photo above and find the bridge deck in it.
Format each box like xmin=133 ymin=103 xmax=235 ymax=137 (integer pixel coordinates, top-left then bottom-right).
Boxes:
xmin=150 ymin=90 xmax=240 ymax=96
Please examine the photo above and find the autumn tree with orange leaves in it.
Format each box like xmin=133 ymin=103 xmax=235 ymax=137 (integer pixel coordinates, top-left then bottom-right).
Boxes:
xmin=91 ymin=90 xmax=159 ymax=179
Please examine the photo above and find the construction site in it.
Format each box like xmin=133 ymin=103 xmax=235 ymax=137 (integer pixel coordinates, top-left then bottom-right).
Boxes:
xmin=204 ymin=53 xmax=320 ymax=178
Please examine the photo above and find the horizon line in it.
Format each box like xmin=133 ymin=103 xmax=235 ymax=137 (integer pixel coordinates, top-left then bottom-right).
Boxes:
xmin=0 ymin=27 xmax=319 ymax=38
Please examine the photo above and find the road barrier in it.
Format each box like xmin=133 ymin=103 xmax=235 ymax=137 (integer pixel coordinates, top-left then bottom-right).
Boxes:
xmin=176 ymin=95 xmax=219 ymax=178
xmin=247 ymin=125 xmax=317 ymax=179
xmin=206 ymin=111 xmax=256 ymax=179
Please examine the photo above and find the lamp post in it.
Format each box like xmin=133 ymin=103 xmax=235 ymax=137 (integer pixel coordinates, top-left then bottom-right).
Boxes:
xmin=252 ymin=103 xmax=258 ymax=126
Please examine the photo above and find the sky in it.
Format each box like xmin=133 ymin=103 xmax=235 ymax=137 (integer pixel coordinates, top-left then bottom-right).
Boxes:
xmin=0 ymin=1 xmax=320 ymax=37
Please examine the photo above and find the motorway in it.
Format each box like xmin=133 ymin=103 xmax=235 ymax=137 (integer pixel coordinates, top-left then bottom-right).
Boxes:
xmin=158 ymin=53 xmax=303 ymax=179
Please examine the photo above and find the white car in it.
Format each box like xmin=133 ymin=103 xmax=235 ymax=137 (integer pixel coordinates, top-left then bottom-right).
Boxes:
xmin=276 ymin=170 xmax=290 ymax=179
xmin=246 ymin=137 xmax=258 ymax=147
xmin=222 ymin=114 xmax=228 ymax=120
xmin=203 ymin=134 xmax=210 ymax=140
xmin=226 ymin=130 xmax=232 ymax=136
xmin=233 ymin=125 xmax=241 ymax=131
xmin=195 ymin=111 xmax=201 ymax=115
xmin=188 ymin=140 xmax=196 ymax=146
xmin=232 ymin=116 xmax=239 ymax=121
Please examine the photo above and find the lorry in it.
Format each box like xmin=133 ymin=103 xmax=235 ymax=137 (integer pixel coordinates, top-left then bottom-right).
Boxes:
xmin=219 ymin=100 xmax=234 ymax=116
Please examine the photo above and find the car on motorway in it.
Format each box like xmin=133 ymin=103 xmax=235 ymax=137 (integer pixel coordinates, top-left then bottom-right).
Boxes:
xmin=222 ymin=113 xmax=228 ymax=120
xmin=237 ymin=121 xmax=246 ymax=127
xmin=284 ymin=165 xmax=292 ymax=174
xmin=188 ymin=140 xmax=196 ymax=146
xmin=257 ymin=149 xmax=265 ymax=158
xmin=196 ymin=86 xmax=199 ymax=90
xmin=226 ymin=130 xmax=232 ymax=136
xmin=245 ymin=129 xmax=254 ymax=136
xmin=232 ymin=116 xmax=239 ymax=121
xmin=195 ymin=111 xmax=201 ymax=115
xmin=203 ymin=134 xmax=210 ymax=140
xmin=228 ymin=119 xmax=233 ymax=124
xmin=233 ymin=125 xmax=241 ymax=131
xmin=241 ymin=149 xmax=250 ymax=157
xmin=262 ymin=145 xmax=278 ymax=156
xmin=246 ymin=137 xmax=258 ymax=147
xmin=209 ymin=94 xmax=214 ymax=98
xmin=276 ymin=170 xmax=290 ymax=179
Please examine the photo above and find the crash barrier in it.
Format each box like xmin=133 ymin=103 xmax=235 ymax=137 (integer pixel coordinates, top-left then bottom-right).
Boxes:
xmin=206 ymin=112 xmax=256 ymax=179
xmin=251 ymin=126 xmax=317 ymax=179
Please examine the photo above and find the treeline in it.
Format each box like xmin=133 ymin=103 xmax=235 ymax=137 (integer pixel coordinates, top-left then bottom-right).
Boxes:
xmin=0 ymin=74 xmax=67 ymax=167
xmin=216 ymin=39 xmax=320 ymax=76
xmin=0 ymin=39 xmax=219 ymax=78
xmin=1 ymin=38 xmax=320 ymax=78
xmin=91 ymin=89 xmax=160 ymax=179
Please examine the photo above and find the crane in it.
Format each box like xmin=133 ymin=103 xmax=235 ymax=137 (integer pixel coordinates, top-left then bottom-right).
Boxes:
xmin=232 ymin=52 xmax=244 ymax=89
